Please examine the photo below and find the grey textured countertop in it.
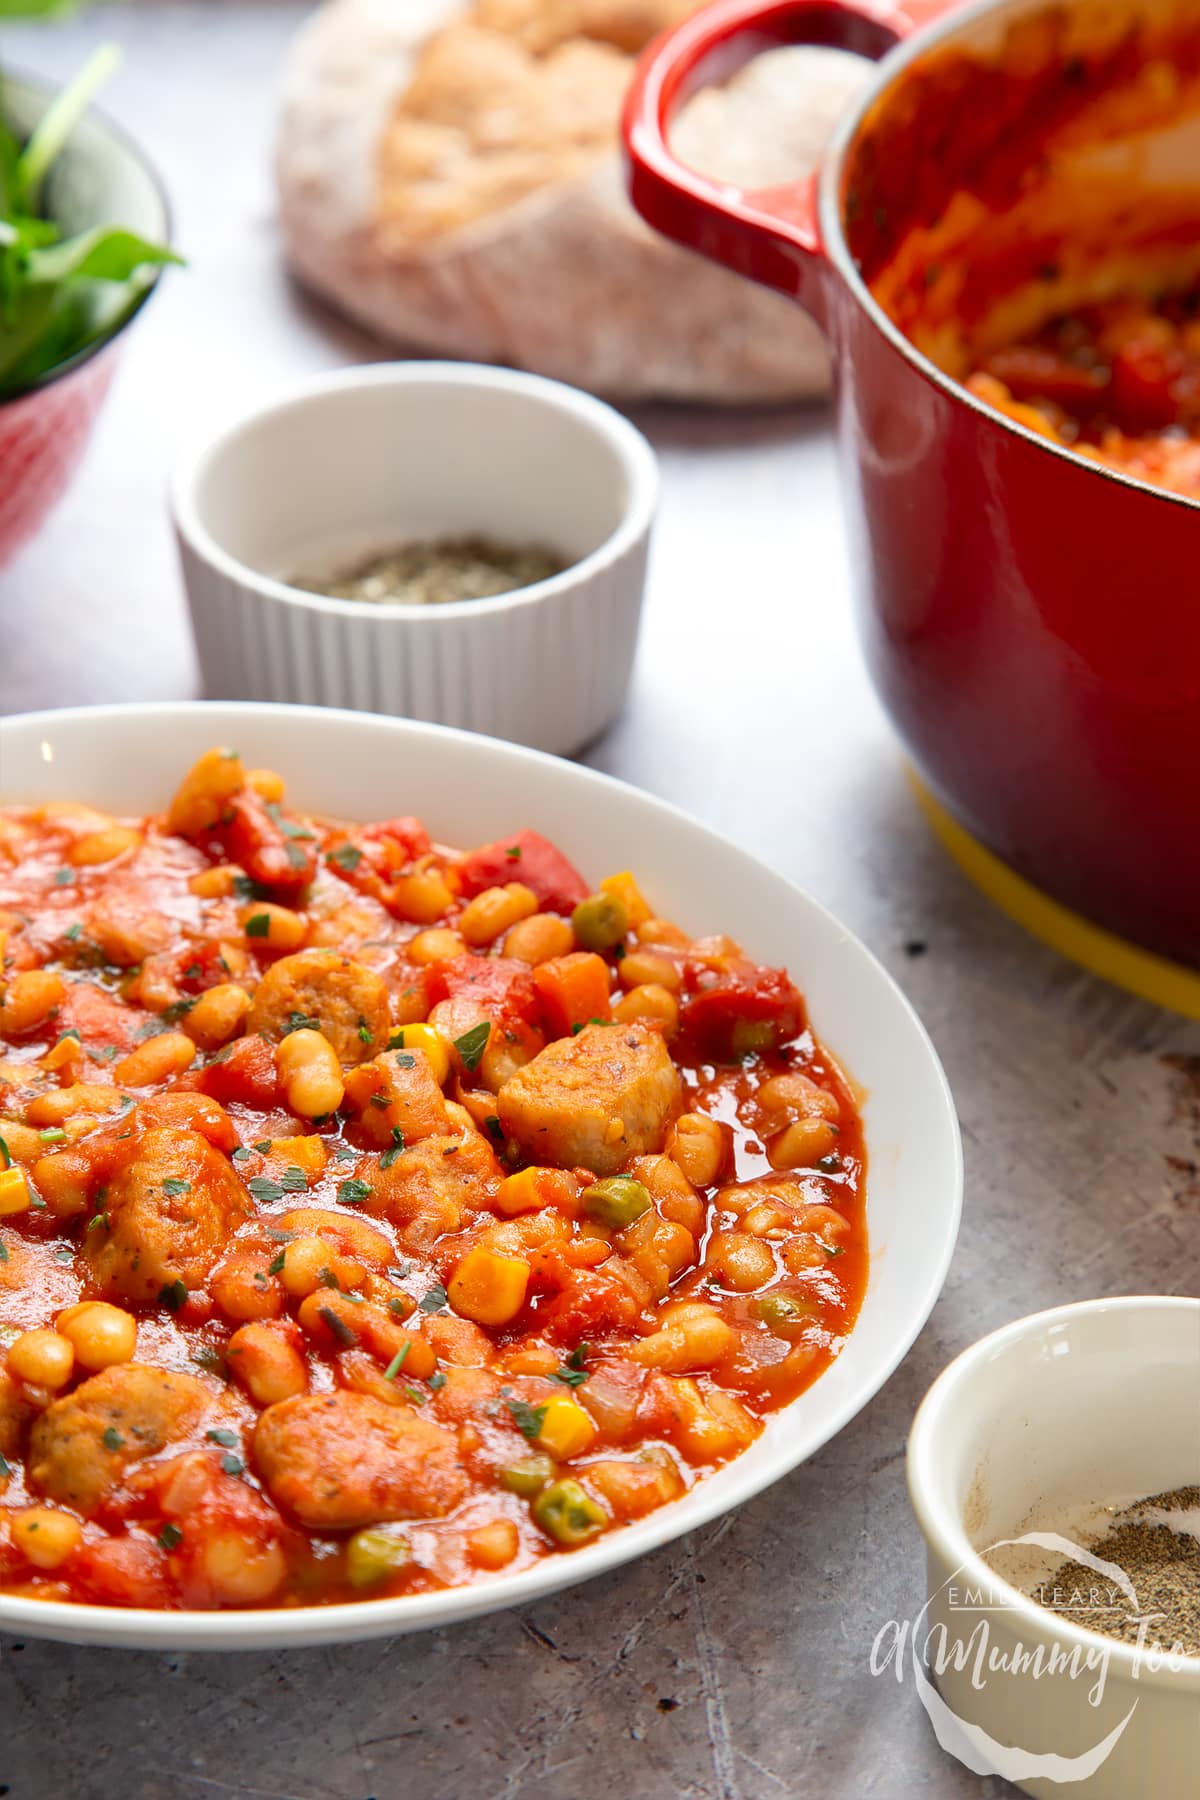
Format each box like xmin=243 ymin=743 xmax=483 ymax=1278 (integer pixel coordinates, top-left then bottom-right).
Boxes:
xmin=1 ymin=8 xmax=1197 ymax=1798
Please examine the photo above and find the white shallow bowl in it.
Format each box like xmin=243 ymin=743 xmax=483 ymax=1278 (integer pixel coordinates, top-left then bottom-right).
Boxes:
xmin=0 ymin=702 xmax=961 ymax=1650
xmin=908 ymin=1297 xmax=1200 ymax=1800
xmin=172 ymin=364 xmax=657 ymax=757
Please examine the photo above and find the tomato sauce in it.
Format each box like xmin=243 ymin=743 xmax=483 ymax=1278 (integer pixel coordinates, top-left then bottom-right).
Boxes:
xmin=0 ymin=750 xmax=866 ymax=1611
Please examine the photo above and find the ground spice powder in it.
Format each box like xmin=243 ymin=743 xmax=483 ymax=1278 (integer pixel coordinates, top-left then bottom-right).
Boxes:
xmin=1034 ymin=1485 xmax=1200 ymax=1656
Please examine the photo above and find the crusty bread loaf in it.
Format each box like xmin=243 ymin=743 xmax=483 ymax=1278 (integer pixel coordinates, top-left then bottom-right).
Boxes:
xmin=276 ymin=0 xmax=868 ymax=402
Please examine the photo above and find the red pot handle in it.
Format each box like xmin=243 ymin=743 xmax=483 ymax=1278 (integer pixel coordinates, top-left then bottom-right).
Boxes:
xmin=623 ymin=0 xmax=934 ymax=326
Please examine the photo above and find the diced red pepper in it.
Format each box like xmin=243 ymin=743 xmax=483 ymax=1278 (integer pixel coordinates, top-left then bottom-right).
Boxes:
xmin=205 ymin=792 xmax=318 ymax=891
xmin=360 ymin=817 xmax=432 ymax=862
xmin=428 ymin=955 xmax=538 ymax=1030
xmin=1110 ymin=339 xmax=1187 ymax=433
xmin=460 ymin=830 xmax=588 ymax=913
xmin=194 ymin=1034 xmax=281 ymax=1109
xmin=679 ymin=963 xmax=806 ymax=1062
xmin=70 ymin=1535 xmax=172 ymax=1609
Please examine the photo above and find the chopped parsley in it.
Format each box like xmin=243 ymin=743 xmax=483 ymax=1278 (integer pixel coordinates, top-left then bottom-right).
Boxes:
xmin=0 ymin=1242 xmax=7 ymax=1263
xmin=383 ymin=1344 xmax=410 ymax=1382
xmin=552 ymin=1343 xmax=590 ymax=1388
xmin=824 ymin=1243 xmax=845 ymax=1259
xmin=318 ymin=1305 xmax=357 ymax=1347
xmin=206 ymin=1428 xmax=238 ymax=1448
xmin=55 ymin=1028 xmax=81 ymax=1047
xmin=265 ymin=802 xmax=315 ymax=841
xmin=0 ymin=1137 xmax=10 ymax=1170
xmin=337 ymin=1177 xmax=373 ymax=1204
xmin=503 ymin=1391 xmax=548 ymax=1440
xmin=357 ymin=1016 xmax=373 ymax=1046
xmin=53 ymin=867 xmax=74 ymax=886
xmin=233 ymin=873 xmax=271 ymax=903
xmin=333 ymin=1144 xmax=358 ymax=1163
xmin=418 ymin=1283 xmax=448 ymax=1314
xmin=63 ymin=922 xmax=82 ymax=942
xmin=244 ymin=912 xmax=272 ymax=939
xmin=283 ymin=840 xmax=309 ymax=871
xmin=328 ymin=842 xmax=363 ymax=873
xmin=254 ymin=1140 xmax=273 ymax=1154
xmin=159 ymin=1279 xmax=188 ymax=1312
xmin=248 ymin=1176 xmax=285 ymax=1203
xmin=231 ymin=1146 xmax=253 ymax=1162
xmin=162 ymin=1178 xmax=192 ymax=1197
xmin=428 ymin=1370 xmax=446 ymax=1392
xmin=379 ymin=1137 xmax=405 ymax=1172
xmin=387 ymin=1264 xmax=413 ymax=1282
xmin=157 ymin=1523 xmax=183 ymax=1552
xmin=483 ymin=1115 xmax=503 ymax=1141
xmin=268 ymin=1250 xmax=287 ymax=1275
xmin=281 ymin=1165 xmax=308 ymax=1193
xmin=102 ymin=1427 xmax=124 ymax=1451
xmin=54 ymin=1247 xmax=73 ymax=1264
xmin=504 ymin=844 xmax=522 ymax=861
xmin=282 ymin=1011 xmax=320 ymax=1036
xmin=453 ymin=1020 xmax=490 ymax=1073
xmin=220 ymin=1454 xmax=244 ymax=1478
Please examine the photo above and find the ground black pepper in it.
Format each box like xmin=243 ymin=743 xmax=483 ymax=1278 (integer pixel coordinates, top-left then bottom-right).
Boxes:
xmin=294 ymin=535 xmax=565 ymax=606
xmin=1032 ymin=1486 xmax=1200 ymax=1655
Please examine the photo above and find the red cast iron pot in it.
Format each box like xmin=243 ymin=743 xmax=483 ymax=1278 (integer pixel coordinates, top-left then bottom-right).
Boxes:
xmin=624 ymin=0 xmax=1200 ymax=967
xmin=0 ymin=73 xmax=170 ymax=572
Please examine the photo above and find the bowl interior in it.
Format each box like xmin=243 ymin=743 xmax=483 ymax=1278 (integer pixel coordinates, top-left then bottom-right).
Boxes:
xmin=0 ymin=703 xmax=960 ymax=1648
xmin=186 ymin=373 xmax=643 ymax=594
xmin=915 ymin=1299 xmax=1200 ymax=1591
xmin=3 ymin=72 xmax=169 ymax=394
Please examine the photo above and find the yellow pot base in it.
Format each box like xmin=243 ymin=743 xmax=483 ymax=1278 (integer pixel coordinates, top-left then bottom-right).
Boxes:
xmin=909 ymin=774 xmax=1200 ymax=1020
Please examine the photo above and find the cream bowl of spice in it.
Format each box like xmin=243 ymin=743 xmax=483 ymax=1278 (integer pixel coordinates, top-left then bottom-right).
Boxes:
xmin=906 ymin=1296 xmax=1200 ymax=1800
xmin=172 ymin=363 xmax=657 ymax=756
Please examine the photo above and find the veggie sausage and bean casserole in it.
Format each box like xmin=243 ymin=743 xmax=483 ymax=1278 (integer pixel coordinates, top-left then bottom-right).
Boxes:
xmin=0 ymin=751 xmax=865 ymax=1610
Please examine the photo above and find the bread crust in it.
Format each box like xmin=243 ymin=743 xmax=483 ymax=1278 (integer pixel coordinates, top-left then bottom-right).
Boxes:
xmin=276 ymin=0 xmax=868 ymax=402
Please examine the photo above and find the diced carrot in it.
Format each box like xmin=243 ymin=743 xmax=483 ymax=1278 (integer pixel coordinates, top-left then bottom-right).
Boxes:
xmin=533 ymin=952 xmax=612 ymax=1037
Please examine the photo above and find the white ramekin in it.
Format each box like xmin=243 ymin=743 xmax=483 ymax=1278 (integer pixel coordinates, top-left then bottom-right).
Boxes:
xmin=171 ymin=363 xmax=657 ymax=756
xmin=906 ymin=1296 xmax=1200 ymax=1800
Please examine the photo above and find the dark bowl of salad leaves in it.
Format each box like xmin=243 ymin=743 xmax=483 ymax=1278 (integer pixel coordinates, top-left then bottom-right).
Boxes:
xmin=0 ymin=52 xmax=176 ymax=568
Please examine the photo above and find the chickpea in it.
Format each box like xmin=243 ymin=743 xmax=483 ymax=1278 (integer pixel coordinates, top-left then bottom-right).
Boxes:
xmin=8 ymin=1327 xmax=75 ymax=1389
xmin=240 ymin=902 xmax=307 ymax=953
xmin=188 ymin=865 xmax=238 ymax=899
xmin=667 ymin=1112 xmax=725 ymax=1188
xmin=211 ymin=1253 xmax=284 ymax=1323
xmin=389 ymin=870 xmax=455 ymax=925
xmin=636 ymin=918 xmax=689 ymax=948
xmin=27 ymin=1084 xmax=125 ymax=1127
xmin=504 ymin=912 xmax=574 ymax=966
xmin=407 ymin=927 xmax=467 ymax=965
xmin=617 ymin=950 xmax=682 ymax=993
xmin=56 ymin=1302 xmax=137 ymax=1370
xmin=245 ymin=767 xmax=285 ymax=804
xmin=12 ymin=1506 xmax=83 ymax=1570
xmin=67 ymin=826 xmax=142 ymax=866
xmin=276 ymin=1029 xmax=344 ymax=1119
xmin=167 ymin=747 xmax=245 ymax=837
xmin=458 ymin=883 xmax=538 ymax=947
xmin=757 ymin=1071 xmax=840 ymax=1124
xmin=199 ymin=1530 xmax=286 ymax=1604
xmin=112 ymin=1030 xmax=196 ymax=1088
xmin=184 ymin=983 xmax=251 ymax=1051
xmin=0 ymin=1120 xmax=41 ymax=1162
xmin=631 ymin=1303 xmax=736 ymax=1371
xmin=226 ymin=1321 xmax=309 ymax=1406
xmin=704 ymin=1229 xmax=776 ymax=1291
xmin=276 ymin=1235 xmax=360 ymax=1300
xmin=0 ymin=969 xmax=65 ymax=1036
xmin=767 ymin=1118 xmax=840 ymax=1170
xmin=613 ymin=984 xmax=679 ymax=1031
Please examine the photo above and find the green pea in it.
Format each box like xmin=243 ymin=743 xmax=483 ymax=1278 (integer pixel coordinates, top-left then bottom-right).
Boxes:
xmin=499 ymin=1453 xmax=557 ymax=1497
xmin=532 ymin=1478 xmax=608 ymax=1546
xmin=346 ymin=1525 xmax=412 ymax=1588
xmin=571 ymin=892 xmax=628 ymax=953
xmin=582 ymin=1176 xmax=652 ymax=1230
xmin=731 ymin=1018 xmax=778 ymax=1058
xmin=754 ymin=1293 xmax=817 ymax=1334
